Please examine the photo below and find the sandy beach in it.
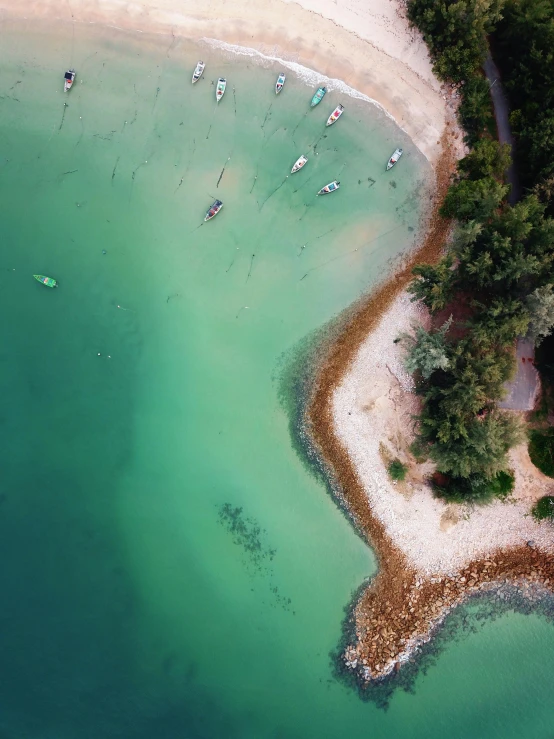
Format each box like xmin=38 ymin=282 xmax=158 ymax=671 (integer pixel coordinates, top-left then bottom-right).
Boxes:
xmin=333 ymin=291 xmax=554 ymax=576
xmin=0 ymin=0 xmax=455 ymax=164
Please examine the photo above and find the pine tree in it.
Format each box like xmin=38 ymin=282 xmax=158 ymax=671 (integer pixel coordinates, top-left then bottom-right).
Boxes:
xmin=400 ymin=317 xmax=453 ymax=379
xmin=408 ymin=256 xmax=456 ymax=313
xmin=527 ymin=284 xmax=554 ymax=343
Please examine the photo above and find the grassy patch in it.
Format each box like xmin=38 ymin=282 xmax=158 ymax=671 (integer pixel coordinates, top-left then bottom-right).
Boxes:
xmin=388 ymin=459 xmax=407 ymax=482
xmin=532 ymin=495 xmax=554 ymax=521
xmin=528 ymin=429 xmax=554 ymax=477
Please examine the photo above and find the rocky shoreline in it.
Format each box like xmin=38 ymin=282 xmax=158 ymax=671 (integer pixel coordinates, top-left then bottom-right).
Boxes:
xmin=346 ymin=547 xmax=554 ymax=683
xmin=306 ymin=128 xmax=554 ymax=685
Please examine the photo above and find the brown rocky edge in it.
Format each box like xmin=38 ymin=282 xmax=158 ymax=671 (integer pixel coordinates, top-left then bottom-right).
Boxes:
xmin=306 ymin=129 xmax=554 ymax=684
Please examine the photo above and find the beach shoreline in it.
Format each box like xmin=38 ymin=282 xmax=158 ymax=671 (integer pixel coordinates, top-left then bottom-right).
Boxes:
xmin=305 ymin=136 xmax=554 ymax=682
xmin=0 ymin=0 xmax=457 ymax=165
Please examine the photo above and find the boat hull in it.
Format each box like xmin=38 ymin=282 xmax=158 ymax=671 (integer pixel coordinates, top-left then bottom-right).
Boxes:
xmin=291 ymin=156 xmax=308 ymax=174
xmin=216 ymin=78 xmax=227 ymax=102
xmin=275 ymin=73 xmax=286 ymax=95
xmin=326 ymin=105 xmax=344 ymax=126
xmin=386 ymin=148 xmax=403 ymax=171
xmin=205 ymin=200 xmax=223 ymax=222
xmin=192 ymin=62 xmax=205 ymax=84
xmin=310 ymin=87 xmax=327 ymax=107
xmin=34 ymin=274 xmax=58 ymax=288
xmin=317 ymin=181 xmax=340 ymax=195
xmin=64 ymin=70 xmax=75 ymax=92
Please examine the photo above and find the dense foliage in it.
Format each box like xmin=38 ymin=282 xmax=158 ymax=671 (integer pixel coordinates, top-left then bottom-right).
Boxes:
xmin=494 ymin=0 xmax=554 ymax=212
xmin=528 ymin=429 xmax=554 ymax=477
xmin=405 ymin=0 xmax=554 ymax=500
xmin=407 ymin=0 xmax=505 ymax=82
xmin=531 ymin=495 xmax=554 ymax=520
xmin=434 ymin=469 xmax=514 ymax=503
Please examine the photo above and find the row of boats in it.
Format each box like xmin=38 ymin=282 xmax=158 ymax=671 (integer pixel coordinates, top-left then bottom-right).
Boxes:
xmin=192 ymin=60 xmax=344 ymax=124
xmin=204 ymin=145 xmax=402 ymax=220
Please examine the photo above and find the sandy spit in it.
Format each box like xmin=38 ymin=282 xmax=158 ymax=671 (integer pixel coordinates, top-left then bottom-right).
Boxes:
xmin=307 ymin=130 xmax=554 ymax=681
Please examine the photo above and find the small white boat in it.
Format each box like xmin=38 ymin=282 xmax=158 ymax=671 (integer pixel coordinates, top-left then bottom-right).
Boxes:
xmin=291 ymin=155 xmax=308 ymax=174
xmin=386 ymin=148 xmax=403 ymax=170
xmin=64 ymin=69 xmax=76 ymax=92
xmin=205 ymin=199 xmax=223 ymax=221
xmin=317 ymin=180 xmax=340 ymax=195
xmin=192 ymin=61 xmax=205 ymax=84
xmin=275 ymin=72 xmax=286 ymax=95
xmin=326 ymin=104 xmax=344 ymax=126
xmin=216 ymin=78 xmax=227 ymax=102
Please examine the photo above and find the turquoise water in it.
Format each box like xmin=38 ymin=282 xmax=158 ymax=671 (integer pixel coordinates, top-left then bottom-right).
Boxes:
xmin=1 ymin=18 xmax=554 ymax=738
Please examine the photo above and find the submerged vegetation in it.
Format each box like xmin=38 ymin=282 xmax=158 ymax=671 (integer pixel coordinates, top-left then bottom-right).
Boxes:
xmin=405 ymin=0 xmax=554 ymax=500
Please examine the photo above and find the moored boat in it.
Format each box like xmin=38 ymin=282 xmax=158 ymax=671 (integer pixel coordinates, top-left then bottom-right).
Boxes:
xmin=34 ymin=274 xmax=58 ymax=288
xmin=291 ymin=155 xmax=308 ymax=174
xmin=205 ymin=199 xmax=223 ymax=221
xmin=310 ymin=86 xmax=327 ymax=107
xmin=317 ymin=180 xmax=340 ymax=195
xmin=216 ymin=78 xmax=227 ymax=102
xmin=326 ymin=104 xmax=344 ymax=126
xmin=192 ymin=61 xmax=205 ymax=84
xmin=386 ymin=148 xmax=403 ymax=170
xmin=275 ymin=72 xmax=286 ymax=95
xmin=64 ymin=69 xmax=76 ymax=92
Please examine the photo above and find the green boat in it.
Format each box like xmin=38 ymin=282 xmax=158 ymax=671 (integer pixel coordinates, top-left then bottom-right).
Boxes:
xmin=33 ymin=274 xmax=58 ymax=288
xmin=310 ymin=86 xmax=327 ymax=107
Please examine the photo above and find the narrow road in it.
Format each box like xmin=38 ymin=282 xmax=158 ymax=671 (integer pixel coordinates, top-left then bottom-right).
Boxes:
xmin=483 ymin=53 xmax=521 ymax=205
xmin=499 ymin=338 xmax=540 ymax=411
xmin=483 ymin=55 xmax=538 ymax=407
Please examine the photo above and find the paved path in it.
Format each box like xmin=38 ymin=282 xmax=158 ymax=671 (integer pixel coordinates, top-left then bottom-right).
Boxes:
xmin=483 ymin=53 xmax=522 ymax=205
xmin=499 ymin=338 xmax=540 ymax=411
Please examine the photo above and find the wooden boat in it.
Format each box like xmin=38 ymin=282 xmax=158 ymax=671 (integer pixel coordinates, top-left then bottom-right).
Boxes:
xmin=326 ymin=104 xmax=344 ymax=126
xmin=386 ymin=148 xmax=403 ymax=170
xmin=34 ymin=274 xmax=58 ymax=288
xmin=64 ymin=69 xmax=76 ymax=92
xmin=216 ymin=78 xmax=227 ymax=102
xmin=310 ymin=86 xmax=327 ymax=107
xmin=317 ymin=181 xmax=340 ymax=195
xmin=192 ymin=61 xmax=205 ymax=84
xmin=205 ymin=199 xmax=223 ymax=221
xmin=275 ymin=72 xmax=286 ymax=95
xmin=291 ymin=155 xmax=308 ymax=174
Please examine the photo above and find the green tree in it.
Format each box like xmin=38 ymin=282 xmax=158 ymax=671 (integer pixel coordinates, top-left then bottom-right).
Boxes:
xmin=526 ymin=284 xmax=554 ymax=343
xmin=458 ymin=75 xmax=494 ymax=142
xmin=440 ymin=177 xmax=509 ymax=220
xmin=408 ymin=0 xmax=505 ymax=81
xmin=400 ymin=317 xmax=453 ymax=379
xmin=408 ymin=255 xmax=457 ymax=313
xmin=470 ymin=297 xmax=529 ymax=346
xmin=428 ymin=410 xmax=523 ymax=478
xmin=458 ymin=138 xmax=512 ymax=179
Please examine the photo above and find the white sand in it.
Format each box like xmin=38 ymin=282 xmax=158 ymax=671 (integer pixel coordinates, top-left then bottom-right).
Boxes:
xmin=333 ymin=292 xmax=554 ymax=575
xmin=0 ymin=0 xmax=454 ymax=163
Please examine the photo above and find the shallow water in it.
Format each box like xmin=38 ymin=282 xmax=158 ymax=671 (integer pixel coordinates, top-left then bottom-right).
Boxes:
xmin=0 ymin=18 xmax=553 ymax=739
